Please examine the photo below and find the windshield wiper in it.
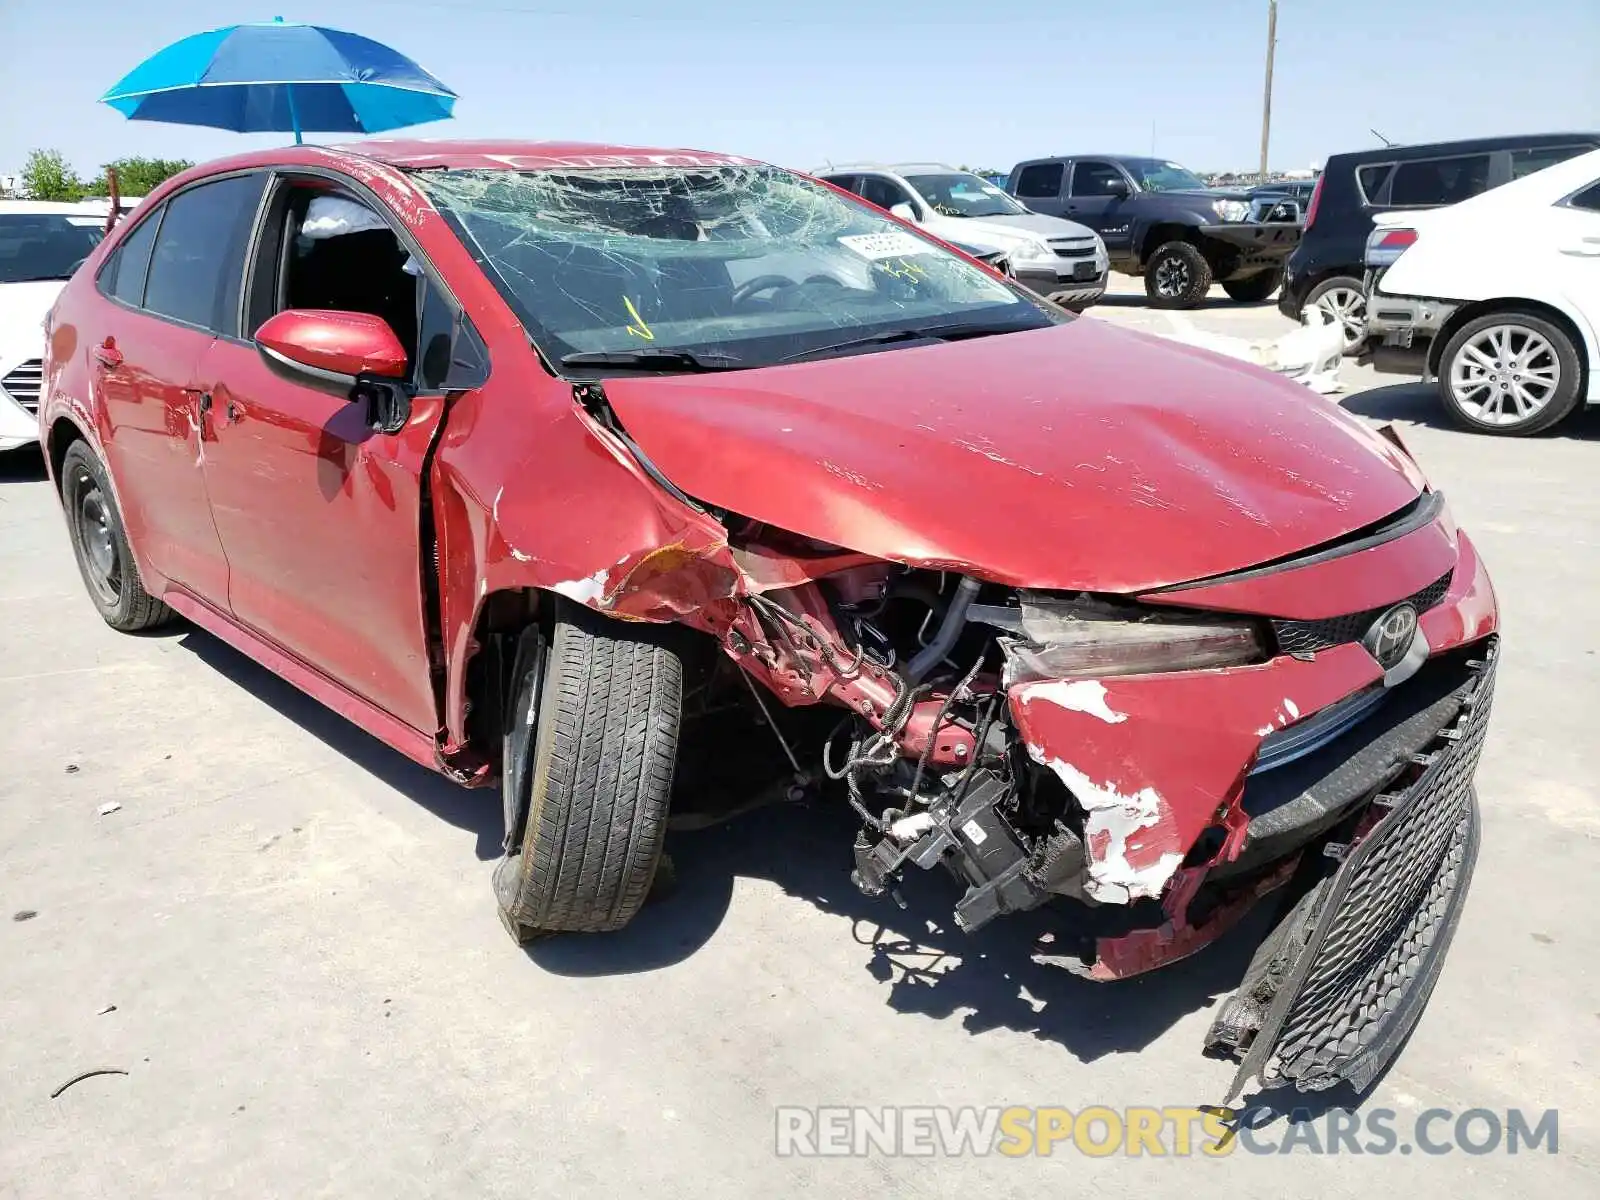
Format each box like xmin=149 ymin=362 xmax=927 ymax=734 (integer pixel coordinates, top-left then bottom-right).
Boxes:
xmin=779 ymin=321 xmax=1020 ymax=364
xmin=559 ymin=348 xmax=745 ymax=372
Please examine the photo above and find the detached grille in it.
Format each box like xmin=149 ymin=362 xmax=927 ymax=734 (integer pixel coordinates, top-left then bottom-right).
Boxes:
xmin=2 ymin=360 xmax=42 ymax=415
xmin=1234 ymin=640 xmax=1495 ymax=1094
xmin=1273 ymin=570 xmax=1453 ymax=658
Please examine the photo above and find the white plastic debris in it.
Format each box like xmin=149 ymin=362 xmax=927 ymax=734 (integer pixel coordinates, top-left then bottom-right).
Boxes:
xmin=1157 ymin=308 xmax=1346 ymax=394
xmin=97 ymin=801 xmax=121 ymax=816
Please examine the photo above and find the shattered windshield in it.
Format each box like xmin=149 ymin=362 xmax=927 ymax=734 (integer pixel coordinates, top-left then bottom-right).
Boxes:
xmin=904 ymin=173 xmax=1027 ymax=218
xmin=414 ymin=164 xmax=1054 ymax=371
xmin=1122 ymin=159 xmax=1209 ymax=193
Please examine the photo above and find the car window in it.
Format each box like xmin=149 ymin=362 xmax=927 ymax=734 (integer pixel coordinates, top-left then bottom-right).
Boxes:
xmin=1014 ymin=163 xmax=1064 ymax=199
xmin=417 ymin=164 xmax=1052 ymax=372
xmin=857 ymin=176 xmax=914 ymax=213
xmin=142 ymin=174 xmax=268 ymax=333
xmin=819 ymin=174 xmax=859 ymax=195
xmin=1356 ymin=164 xmax=1394 ymax=205
xmin=1388 ymin=155 xmax=1493 ymax=207
xmin=1511 ymin=145 xmax=1594 ymax=180
xmin=102 ymin=208 xmax=161 ymax=306
xmin=0 ymin=213 xmax=104 ymax=284
xmin=1070 ymin=162 xmax=1126 ymax=197
xmin=1568 ymin=180 xmax=1600 ymax=213
xmin=904 ymin=173 xmax=1027 ymax=218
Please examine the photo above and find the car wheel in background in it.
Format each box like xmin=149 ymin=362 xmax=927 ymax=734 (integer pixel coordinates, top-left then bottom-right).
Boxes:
xmin=60 ymin=441 xmax=173 ymax=632
xmin=494 ymin=597 xmax=682 ymax=941
xmin=1438 ymin=311 xmax=1582 ymax=436
xmin=1220 ymin=269 xmax=1283 ymax=303
xmin=1304 ymin=276 xmax=1368 ymax=355
xmin=1143 ymin=242 xmax=1213 ymax=309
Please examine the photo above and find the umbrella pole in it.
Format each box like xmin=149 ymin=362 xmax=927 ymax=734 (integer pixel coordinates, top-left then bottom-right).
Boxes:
xmin=287 ymin=83 xmax=302 ymax=145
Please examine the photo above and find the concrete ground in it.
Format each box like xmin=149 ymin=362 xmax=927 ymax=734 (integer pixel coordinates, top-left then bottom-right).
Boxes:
xmin=3 ymin=277 xmax=1597 ymax=1196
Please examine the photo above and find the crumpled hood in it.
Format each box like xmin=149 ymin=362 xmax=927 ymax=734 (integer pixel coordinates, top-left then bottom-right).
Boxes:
xmin=602 ymin=319 xmax=1427 ymax=593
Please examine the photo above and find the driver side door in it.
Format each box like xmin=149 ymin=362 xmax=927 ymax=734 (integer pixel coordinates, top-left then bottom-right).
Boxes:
xmin=1063 ymin=160 xmax=1135 ymax=253
xmin=192 ymin=174 xmax=454 ymax=734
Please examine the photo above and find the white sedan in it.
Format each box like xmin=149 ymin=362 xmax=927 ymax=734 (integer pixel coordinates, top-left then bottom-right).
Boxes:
xmin=0 ymin=201 xmax=122 ymax=452
xmin=1364 ymin=149 xmax=1600 ymax=435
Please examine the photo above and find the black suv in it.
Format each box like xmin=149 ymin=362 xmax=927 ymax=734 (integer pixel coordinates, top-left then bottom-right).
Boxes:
xmin=1281 ymin=132 xmax=1600 ymax=350
xmin=1004 ymin=155 xmax=1301 ymax=308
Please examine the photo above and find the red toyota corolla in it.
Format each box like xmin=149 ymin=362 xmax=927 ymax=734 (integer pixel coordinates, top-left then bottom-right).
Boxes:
xmin=39 ymin=140 xmax=1498 ymax=1096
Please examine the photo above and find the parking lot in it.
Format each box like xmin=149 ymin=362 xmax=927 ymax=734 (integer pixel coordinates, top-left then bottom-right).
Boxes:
xmin=3 ymin=276 xmax=1598 ymax=1197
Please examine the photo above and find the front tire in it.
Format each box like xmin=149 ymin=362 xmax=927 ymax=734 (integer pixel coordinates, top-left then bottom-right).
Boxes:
xmin=1221 ymin=269 xmax=1282 ymax=303
xmin=1143 ymin=241 xmax=1213 ymax=308
xmin=60 ymin=441 xmax=172 ymax=632
xmin=494 ymin=598 xmax=683 ymax=939
xmin=1438 ymin=311 xmax=1582 ymax=436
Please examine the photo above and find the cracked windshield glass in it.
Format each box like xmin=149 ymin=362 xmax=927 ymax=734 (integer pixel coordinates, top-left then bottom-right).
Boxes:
xmin=415 ymin=164 xmax=1056 ymax=370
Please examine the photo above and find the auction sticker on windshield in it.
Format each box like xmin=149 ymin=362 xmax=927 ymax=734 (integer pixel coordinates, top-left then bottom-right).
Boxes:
xmin=839 ymin=231 xmax=929 ymax=260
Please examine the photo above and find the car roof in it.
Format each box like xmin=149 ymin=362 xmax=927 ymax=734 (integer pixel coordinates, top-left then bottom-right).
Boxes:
xmin=814 ymin=162 xmax=960 ymax=175
xmin=1326 ymin=131 xmax=1600 ymax=166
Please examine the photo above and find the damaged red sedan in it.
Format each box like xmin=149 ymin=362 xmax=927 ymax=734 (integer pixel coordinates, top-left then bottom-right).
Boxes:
xmin=40 ymin=141 xmax=1498 ymax=1097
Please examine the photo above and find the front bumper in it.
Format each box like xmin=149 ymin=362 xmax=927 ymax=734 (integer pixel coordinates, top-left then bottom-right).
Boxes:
xmin=0 ymin=388 xmax=39 ymax=452
xmin=1014 ymin=263 xmax=1110 ymax=308
xmin=1204 ymin=220 xmax=1303 ymax=260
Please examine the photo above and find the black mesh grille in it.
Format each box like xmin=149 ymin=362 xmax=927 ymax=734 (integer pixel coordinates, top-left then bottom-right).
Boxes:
xmin=1233 ymin=639 xmax=1495 ymax=1095
xmin=1273 ymin=570 xmax=1453 ymax=658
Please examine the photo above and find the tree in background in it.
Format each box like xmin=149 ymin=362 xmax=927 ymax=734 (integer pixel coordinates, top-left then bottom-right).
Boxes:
xmin=102 ymin=157 xmax=194 ymax=197
xmin=20 ymin=149 xmax=85 ymax=201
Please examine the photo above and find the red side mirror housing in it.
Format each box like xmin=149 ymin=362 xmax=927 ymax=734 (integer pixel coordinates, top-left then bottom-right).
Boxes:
xmin=255 ymin=309 xmax=408 ymax=385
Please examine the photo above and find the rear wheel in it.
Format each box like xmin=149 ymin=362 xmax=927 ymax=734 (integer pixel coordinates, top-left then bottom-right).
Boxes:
xmin=1143 ymin=241 xmax=1213 ymax=309
xmin=1438 ymin=311 xmax=1581 ymax=436
xmin=1221 ymin=269 xmax=1283 ymax=303
xmin=60 ymin=441 xmax=172 ymax=632
xmin=1304 ymin=276 xmax=1368 ymax=355
xmin=494 ymin=598 xmax=683 ymax=940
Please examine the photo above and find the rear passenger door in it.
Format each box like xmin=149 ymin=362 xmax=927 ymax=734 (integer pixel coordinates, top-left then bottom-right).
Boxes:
xmin=91 ymin=173 xmax=268 ymax=606
xmin=1011 ymin=161 xmax=1067 ymax=217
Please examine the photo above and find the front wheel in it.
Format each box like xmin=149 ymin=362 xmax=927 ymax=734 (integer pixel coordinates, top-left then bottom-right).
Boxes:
xmin=494 ymin=598 xmax=683 ymax=940
xmin=1221 ymin=269 xmax=1282 ymax=303
xmin=60 ymin=441 xmax=172 ymax=632
xmin=1143 ymin=241 xmax=1214 ymax=309
xmin=1437 ymin=312 xmax=1582 ymax=436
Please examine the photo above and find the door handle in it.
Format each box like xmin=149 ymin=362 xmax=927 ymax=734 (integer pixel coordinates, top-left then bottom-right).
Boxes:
xmin=93 ymin=344 xmax=123 ymax=370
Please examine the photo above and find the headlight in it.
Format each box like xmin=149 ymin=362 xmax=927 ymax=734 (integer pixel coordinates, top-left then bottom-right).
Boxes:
xmin=1008 ymin=237 xmax=1053 ymax=262
xmin=1212 ymin=199 xmax=1250 ymax=222
xmin=997 ymin=593 xmax=1269 ymax=686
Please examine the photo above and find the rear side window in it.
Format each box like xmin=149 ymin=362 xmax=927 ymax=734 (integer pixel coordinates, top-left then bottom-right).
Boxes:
xmin=1569 ymin=181 xmax=1600 ymax=212
xmin=1511 ymin=144 xmax=1593 ymax=180
xmin=102 ymin=209 xmax=161 ymax=306
xmin=858 ymin=176 xmax=914 ymax=212
xmin=143 ymin=174 xmax=268 ymax=333
xmin=820 ymin=174 xmax=859 ymax=194
xmin=1070 ymin=162 xmax=1124 ymax=197
xmin=1015 ymin=163 xmax=1064 ymax=199
xmin=1356 ymin=163 xmax=1394 ymax=205
xmin=1388 ymin=154 xmax=1492 ymax=207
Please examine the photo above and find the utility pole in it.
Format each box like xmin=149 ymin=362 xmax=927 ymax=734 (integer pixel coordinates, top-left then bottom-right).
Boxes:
xmin=1259 ymin=0 xmax=1278 ymax=183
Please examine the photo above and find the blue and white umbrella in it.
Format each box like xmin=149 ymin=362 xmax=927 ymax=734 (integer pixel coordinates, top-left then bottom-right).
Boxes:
xmin=101 ymin=18 xmax=456 ymax=144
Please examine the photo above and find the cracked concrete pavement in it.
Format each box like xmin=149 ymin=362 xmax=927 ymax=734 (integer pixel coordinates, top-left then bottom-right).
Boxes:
xmin=3 ymin=276 xmax=1598 ymax=1196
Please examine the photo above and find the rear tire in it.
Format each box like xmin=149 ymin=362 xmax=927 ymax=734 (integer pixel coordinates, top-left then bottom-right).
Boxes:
xmin=1437 ymin=310 xmax=1582 ymax=436
xmin=1143 ymin=241 xmax=1213 ymax=309
xmin=495 ymin=598 xmax=683 ymax=939
xmin=1221 ymin=269 xmax=1283 ymax=303
xmin=60 ymin=441 xmax=172 ymax=633
xmin=1303 ymin=275 xmax=1368 ymax=355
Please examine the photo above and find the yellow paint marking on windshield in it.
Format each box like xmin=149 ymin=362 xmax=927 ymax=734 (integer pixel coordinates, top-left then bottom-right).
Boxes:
xmin=875 ymin=258 xmax=928 ymax=283
xmin=623 ymin=296 xmax=656 ymax=341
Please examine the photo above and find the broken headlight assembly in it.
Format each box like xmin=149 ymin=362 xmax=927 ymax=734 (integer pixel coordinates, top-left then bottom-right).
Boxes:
xmin=991 ymin=592 xmax=1271 ymax=687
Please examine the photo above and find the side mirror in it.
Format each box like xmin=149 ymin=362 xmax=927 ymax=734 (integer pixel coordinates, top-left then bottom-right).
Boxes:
xmin=1104 ymin=177 xmax=1131 ymax=198
xmin=889 ymin=202 xmax=918 ymax=222
xmin=255 ymin=309 xmax=412 ymax=433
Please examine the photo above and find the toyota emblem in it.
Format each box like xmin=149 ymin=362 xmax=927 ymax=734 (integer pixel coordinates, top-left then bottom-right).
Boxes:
xmin=1364 ymin=603 xmax=1419 ymax=670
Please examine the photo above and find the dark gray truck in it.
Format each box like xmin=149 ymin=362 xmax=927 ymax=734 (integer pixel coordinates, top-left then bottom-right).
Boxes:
xmin=1005 ymin=155 xmax=1302 ymax=308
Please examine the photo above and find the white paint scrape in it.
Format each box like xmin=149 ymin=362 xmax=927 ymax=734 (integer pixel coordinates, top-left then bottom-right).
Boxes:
xmin=1022 ymin=680 xmax=1127 ymax=725
xmin=1027 ymin=747 xmax=1183 ymax=903
xmin=549 ymin=567 xmax=610 ymax=605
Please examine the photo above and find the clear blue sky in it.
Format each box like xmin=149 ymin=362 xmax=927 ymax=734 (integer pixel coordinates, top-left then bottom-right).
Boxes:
xmin=2 ymin=0 xmax=1596 ymax=178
